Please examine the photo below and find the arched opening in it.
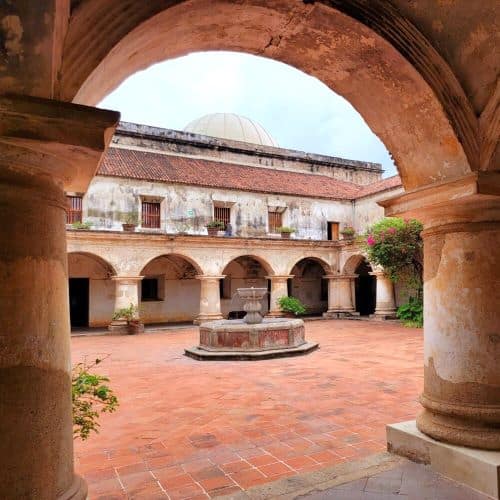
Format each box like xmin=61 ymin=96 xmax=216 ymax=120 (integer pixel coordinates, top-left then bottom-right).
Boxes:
xmin=221 ymin=255 xmax=272 ymax=318
xmin=139 ymin=254 xmax=202 ymax=324
xmin=67 ymin=252 xmax=116 ymax=328
xmin=354 ymin=258 xmax=376 ymax=316
xmin=289 ymin=258 xmax=331 ymax=316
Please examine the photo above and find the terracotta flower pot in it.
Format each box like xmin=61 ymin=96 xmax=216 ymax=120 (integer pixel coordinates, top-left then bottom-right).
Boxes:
xmin=122 ymin=223 xmax=136 ymax=232
xmin=207 ymin=227 xmax=219 ymax=236
xmin=280 ymin=232 xmax=291 ymax=239
xmin=127 ymin=320 xmax=143 ymax=335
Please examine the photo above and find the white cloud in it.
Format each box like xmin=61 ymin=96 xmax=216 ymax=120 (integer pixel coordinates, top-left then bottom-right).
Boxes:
xmin=99 ymin=51 xmax=397 ymax=176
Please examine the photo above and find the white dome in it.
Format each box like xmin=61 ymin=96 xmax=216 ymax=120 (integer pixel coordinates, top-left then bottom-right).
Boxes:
xmin=184 ymin=113 xmax=279 ymax=147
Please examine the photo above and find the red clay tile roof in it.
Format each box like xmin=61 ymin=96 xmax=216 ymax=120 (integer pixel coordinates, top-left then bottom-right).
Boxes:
xmin=356 ymin=175 xmax=402 ymax=198
xmin=98 ymin=148 xmax=401 ymax=200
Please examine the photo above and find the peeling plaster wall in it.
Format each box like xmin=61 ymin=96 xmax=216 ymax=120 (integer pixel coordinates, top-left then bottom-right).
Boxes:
xmin=82 ymin=176 xmax=355 ymax=240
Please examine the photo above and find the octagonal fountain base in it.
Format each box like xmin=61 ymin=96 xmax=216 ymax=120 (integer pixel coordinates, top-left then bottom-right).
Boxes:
xmin=185 ymin=318 xmax=319 ymax=361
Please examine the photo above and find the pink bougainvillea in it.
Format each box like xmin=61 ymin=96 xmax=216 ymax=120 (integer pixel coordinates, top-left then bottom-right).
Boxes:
xmin=366 ymin=235 xmax=376 ymax=246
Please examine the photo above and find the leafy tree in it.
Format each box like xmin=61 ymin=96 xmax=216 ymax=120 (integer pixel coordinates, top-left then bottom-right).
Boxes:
xmin=364 ymin=217 xmax=424 ymax=327
xmin=72 ymin=357 xmax=119 ymax=440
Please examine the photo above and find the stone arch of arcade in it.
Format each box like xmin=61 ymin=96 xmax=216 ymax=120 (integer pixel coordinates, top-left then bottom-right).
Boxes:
xmin=289 ymin=257 xmax=333 ymax=316
xmin=67 ymin=251 xmax=117 ymax=328
xmin=1 ymin=2 xmax=499 ymax=498
xmin=139 ymin=254 xmax=203 ymax=324
xmin=220 ymin=254 xmax=275 ymax=318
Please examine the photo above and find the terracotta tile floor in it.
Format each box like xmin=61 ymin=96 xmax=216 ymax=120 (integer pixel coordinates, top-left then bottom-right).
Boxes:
xmin=72 ymin=320 xmax=423 ymax=499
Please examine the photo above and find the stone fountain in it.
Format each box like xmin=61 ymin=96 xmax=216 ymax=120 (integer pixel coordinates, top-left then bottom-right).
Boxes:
xmin=185 ymin=287 xmax=319 ymax=360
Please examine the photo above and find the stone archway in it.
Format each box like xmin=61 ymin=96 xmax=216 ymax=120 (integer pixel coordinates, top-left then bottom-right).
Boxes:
xmin=289 ymin=257 xmax=332 ymax=316
xmin=139 ymin=254 xmax=202 ymax=324
xmin=67 ymin=252 xmax=116 ymax=328
xmin=221 ymin=255 xmax=273 ymax=318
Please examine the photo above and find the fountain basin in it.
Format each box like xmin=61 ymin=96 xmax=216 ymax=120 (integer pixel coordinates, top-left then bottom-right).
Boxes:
xmin=185 ymin=317 xmax=319 ymax=360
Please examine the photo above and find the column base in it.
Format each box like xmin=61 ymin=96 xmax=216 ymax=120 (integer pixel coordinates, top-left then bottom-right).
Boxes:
xmin=370 ymin=310 xmax=397 ymax=320
xmin=387 ymin=420 xmax=500 ymax=499
xmin=266 ymin=310 xmax=285 ymax=318
xmin=107 ymin=320 xmax=144 ymax=335
xmin=193 ymin=314 xmax=224 ymax=325
xmin=323 ymin=310 xmax=360 ymax=319
xmin=416 ymin=408 xmax=500 ymax=450
xmin=59 ymin=474 xmax=88 ymax=500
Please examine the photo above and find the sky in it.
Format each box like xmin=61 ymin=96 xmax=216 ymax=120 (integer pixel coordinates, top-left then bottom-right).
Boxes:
xmin=99 ymin=51 xmax=396 ymax=177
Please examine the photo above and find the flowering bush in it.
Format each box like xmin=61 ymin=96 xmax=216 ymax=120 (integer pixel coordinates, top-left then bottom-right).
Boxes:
xmin=364 ymin=217 xmax=423 ymax=295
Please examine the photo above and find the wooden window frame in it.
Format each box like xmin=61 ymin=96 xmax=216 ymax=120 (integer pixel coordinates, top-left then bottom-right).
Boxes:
xmin=141 ymin=200 xmax=161 ymax=229
xmin=66 ymin=195 xmax=83 ymax=224
xmin=268 ymin=211 xmax=283 ymax=233
xmin=214 ymin=206 xmax=231 ymax=230
xmin=327 ymin=221 xmax=340 ymax=241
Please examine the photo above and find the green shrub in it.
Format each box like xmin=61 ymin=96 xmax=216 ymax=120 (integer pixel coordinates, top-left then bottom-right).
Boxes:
xmin=71 ymin=220 xmax=92 ymax=230
xmin=206 ymin=219 xmax=225 ymax=229
xmin=112 ymin=303 xmax=137 ymax=322
xmin=276 ymin=226 xmax=295 ymax=233
xmin=278 ymin=296 xmax=306 ymax=316
xmin=72 ymin=357 xmax=119 ymax=440
xmin=396 ymin=297 xmax=423 ymax=328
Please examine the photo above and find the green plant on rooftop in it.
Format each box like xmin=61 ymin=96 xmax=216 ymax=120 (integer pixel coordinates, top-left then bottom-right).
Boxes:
xmin=71 ymin=220 xmax=92 ymax=230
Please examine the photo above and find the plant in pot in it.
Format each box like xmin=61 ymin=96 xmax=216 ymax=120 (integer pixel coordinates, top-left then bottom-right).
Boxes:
xmin=206 ymin=219 xmax=224 ymax=236
xmin=277 ymin=296 xmax=307 ymax=316
xmin=71 ymin=220 xmax=92 ymax=230
xmin=277 ymin=226 xmax=295 ymax=239
xmin=340 ymin=225 xmax=356 ymax=240
xmin=112 ymin=303 xmax=142 ymax=334
xmin=122 ymin=213 xmax=138 ymax=232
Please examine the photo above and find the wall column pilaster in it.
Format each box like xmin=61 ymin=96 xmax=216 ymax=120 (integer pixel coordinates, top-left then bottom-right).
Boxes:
xmin=369 ymin=269 xmax=397 ymax=319
xmin=266 ymin=275 xmax=293 ymax=317
xmin=108 ymin=276 xmax=144 ymax=332
xmin=322 ymin=274 xmax=359 ymax=318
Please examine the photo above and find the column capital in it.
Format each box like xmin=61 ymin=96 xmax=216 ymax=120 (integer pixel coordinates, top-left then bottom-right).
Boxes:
xmin=111 ymin=275 xmax=144 ymax=284
xmin=323 ymin=273 xmax=358 ymax=280
xmin=379 ymin=172 xmax=500 ymax=229
xmin=195 ymin=275 xmax=225 ymax=281
xmin=0 ymin=94 xmax=119 ymax=192
xmin=265 ymin=275 xmax=294 ymax=281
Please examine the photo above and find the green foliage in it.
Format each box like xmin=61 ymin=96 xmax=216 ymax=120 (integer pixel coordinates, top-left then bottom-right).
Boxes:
xmin=71 ymin=220 xmax=92 ymax=230
xmin=206 ymin=219 xmax=225 ymax=229
xmin=112 ymin=303 xmax=137 ymax=322
xmin=364 ymin=217 xmax=423 ymax=295
xmin=396 ymin=297 xmax=423 ymax=328
xmin=72 ymin=357 xmax=119 ymax=440
xmin=277 ymin=226 xmax=296 ymax=233
xmin=340 ymin=225 xmax=355 ymax=236
xmin=123 ymin=212 xmax=138 ymax=225
xmin=278 ymin=296 xmax=307 ymax=315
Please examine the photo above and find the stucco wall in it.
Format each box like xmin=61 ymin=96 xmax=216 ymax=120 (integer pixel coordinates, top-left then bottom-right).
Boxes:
xmin=82 ymin=176 xmax=355 ymax=240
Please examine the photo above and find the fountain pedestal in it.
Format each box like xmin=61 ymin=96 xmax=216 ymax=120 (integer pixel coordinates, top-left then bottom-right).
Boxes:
xmin=185 ymin=287 xmax=319 ymax=360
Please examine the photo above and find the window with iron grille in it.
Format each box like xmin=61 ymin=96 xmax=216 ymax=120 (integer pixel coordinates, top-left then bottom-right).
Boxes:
xmin=214 ymin=206 xmax=230 ymax=229
xmin=66 ymin=195 xmax=82 ymax=224
xmin=142 ymin=201 xmax=161 ymax=228
xmin=268 ymin=211 xmax=282 ymax=233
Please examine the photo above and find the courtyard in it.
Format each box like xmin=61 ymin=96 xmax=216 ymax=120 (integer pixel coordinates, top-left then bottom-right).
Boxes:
xmin=73 ymin=320 xmax=422 ymax=499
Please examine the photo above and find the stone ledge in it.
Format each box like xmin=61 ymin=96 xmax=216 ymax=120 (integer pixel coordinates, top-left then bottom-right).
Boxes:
xmin=184 ymin=342 xmax=319 ymax=361
xmin=386 ymin=420 xmax=500 ymax=498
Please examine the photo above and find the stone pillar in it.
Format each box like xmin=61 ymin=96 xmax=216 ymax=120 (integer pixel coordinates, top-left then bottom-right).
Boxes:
xmin=370 ymin=269 xmax=397 ymax=319
xmin=322 ymin=274 xmax=359 ymax=318
xmin=0 ymin=96 xmax=118 ymax=499
xmin=108 ymin=276 xmax=144 ymax=333
xmin=380 ymin=174 xmax=500 ymax=450
xmin=266 ymin=275 xmax=293 ymax=317
xmin=194 ymin=276 xmax=225 ymax=324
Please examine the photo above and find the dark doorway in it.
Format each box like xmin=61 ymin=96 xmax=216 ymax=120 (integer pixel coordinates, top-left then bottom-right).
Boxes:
xmin=354 ymin=260 xmax=376 ymax=315
xmin=69 ymin=278 xmax=89 ymax=327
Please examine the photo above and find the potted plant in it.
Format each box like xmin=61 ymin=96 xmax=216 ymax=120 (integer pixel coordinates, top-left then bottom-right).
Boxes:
xmin=71 ymin=220 xmax=92 ymax=230
xmin=277 ymin=226 xmax=295 ymax=239
xmin=206 ymin=219 xmax=224 ymax=236
xmin=112 ymin=303 xmax=143 ymax=334
xmin=340 ymin=225 xmax=356 ymax=240
xmin=122 ymin=213 xmax=138 ymax=232
xmin=277 ymin=296 xmax=307 ymax=316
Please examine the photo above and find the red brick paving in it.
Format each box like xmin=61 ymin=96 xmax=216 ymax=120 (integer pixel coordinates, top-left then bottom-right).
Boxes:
xmin=72 ymin=320 xmax=422 ymax=499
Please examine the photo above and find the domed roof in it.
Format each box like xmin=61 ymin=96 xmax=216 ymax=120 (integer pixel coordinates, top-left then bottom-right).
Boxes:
xmin=184 ymin=113 xmax=279 ymax=147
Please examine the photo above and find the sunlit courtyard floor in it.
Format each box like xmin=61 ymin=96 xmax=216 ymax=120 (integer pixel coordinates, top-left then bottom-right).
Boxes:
xmin=73 ymin=320 xmax=423 ymax=499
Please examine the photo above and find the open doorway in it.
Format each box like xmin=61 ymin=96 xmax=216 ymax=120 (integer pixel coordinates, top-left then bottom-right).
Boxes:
xmin=354 ymin=259 xmax=376 ymax=316
xmin=69 ymin=278 xmax=89 ymax=327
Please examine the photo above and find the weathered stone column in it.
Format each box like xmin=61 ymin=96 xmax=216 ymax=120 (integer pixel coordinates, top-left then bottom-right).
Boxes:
xmin=381 ymin=174 xmax=500 ymax=450
xmin=108 ymin=276 xmax=143 ymax=332
xmin=370 ymin=269 xmax=397 ymax=319
xmin=323 ymin=274 xmax=358 ymax=318
xmin=266 ymin=275 xmax=293 ymax=317
xmin=194 ymin=275 xmax=225 ymax=324
xmin=0 ymin=96 xmax=118 ymax=499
